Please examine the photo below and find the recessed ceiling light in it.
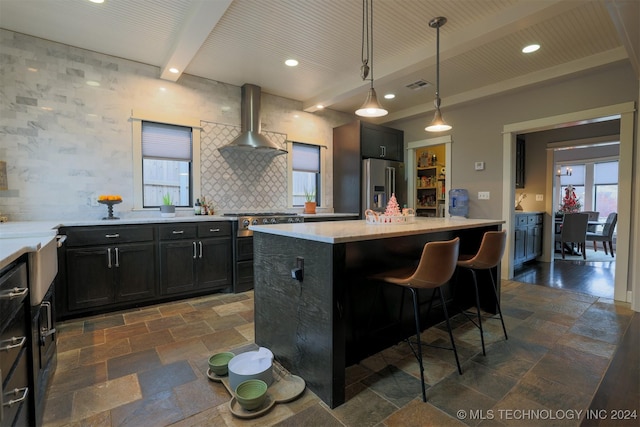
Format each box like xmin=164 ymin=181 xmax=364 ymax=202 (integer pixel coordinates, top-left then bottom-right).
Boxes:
xmin=89 ymin=0 xmax=104 ymax=3
xmin=293 ymin=114 xmax=300 ymax=118
xmin=86 ymin=80 xmax=100 ymax=87
xmin=285 ymin=59 xmax=299 ymax=67
xmin=27 ymin=67 xmax=38 ymax=72
xmin=384 ymin=93 xmax=395 ymax=99
xmin=316 ymin=104 xmax=324 ymax=110
xmin=522 ymin=44 xmax=540 ymax=53
xmin=159 ymin=87 xmax=167 ymax=92
xmin=169 ymin=67 xmax=179 ymax=74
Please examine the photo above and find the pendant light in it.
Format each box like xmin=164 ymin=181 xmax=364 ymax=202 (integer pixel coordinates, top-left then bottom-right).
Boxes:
xmin=355 ymin=0 xmax=387 ymax=117
xmin=425 ymin=16 xmax=451 ymax=132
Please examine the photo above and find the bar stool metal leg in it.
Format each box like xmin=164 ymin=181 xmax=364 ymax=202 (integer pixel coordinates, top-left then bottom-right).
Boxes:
xmin=488 ymin=269 xmax=508 ymax=341
xmin=469 ymin=269 xmax=486 ymax=355
xmin=408 ymin=288 xmax=427 ymax=402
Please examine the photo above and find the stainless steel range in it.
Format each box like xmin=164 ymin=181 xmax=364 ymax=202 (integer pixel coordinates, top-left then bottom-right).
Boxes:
xmin=224 ymin=213 xmax=303 ymax=292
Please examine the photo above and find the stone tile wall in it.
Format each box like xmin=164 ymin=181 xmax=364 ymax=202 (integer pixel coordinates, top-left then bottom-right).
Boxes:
xmin=0 ymin=29 xmax=350 ymax=221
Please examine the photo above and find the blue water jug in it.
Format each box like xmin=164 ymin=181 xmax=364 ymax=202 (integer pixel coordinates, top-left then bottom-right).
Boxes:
xmin=449 ymin=189 xmax=469 ymax=218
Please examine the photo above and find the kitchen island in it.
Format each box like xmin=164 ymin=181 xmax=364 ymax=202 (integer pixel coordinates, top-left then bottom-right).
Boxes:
xmin=251 ymin=217 xmax=504 ymax=408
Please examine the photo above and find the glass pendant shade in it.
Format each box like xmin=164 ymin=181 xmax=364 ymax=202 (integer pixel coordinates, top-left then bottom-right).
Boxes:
xmin=425 ymin=106 xmax=451 ymax=132
xmin=355 ymin=87 xmax=388 ymax=117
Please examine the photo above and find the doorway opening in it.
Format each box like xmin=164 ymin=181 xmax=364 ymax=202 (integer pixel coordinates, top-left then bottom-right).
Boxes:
xmin=501 ymin=102 xmax=634 ymax=303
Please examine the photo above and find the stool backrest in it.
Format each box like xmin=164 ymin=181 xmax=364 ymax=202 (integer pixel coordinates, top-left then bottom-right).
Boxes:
xmin=464 ymin=230 xmax=507 ymax=270
xmin=410 ymin=237 xmax=460 ymax=289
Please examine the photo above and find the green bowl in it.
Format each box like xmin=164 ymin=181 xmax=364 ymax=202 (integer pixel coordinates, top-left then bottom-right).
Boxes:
xmin=235 ymin=379 xmax=268 ymax=411
xmin=208 ymin=352 xmax=235 ymax=376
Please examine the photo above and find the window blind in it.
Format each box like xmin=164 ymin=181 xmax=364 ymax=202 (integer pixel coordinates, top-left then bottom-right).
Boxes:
xmin=292 ymin=143 xmax=320 ymax=173
xmin=142 ymin=121 xmax=192 ymax=160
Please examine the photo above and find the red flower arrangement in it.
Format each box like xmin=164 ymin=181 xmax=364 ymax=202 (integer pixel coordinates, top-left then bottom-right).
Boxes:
xmin=558 ymin=184 xmax=582 ymax=213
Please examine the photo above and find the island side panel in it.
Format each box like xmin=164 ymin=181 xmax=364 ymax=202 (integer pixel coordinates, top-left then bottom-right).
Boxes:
xmin=253 ymin=232 xmax=346 ymax=408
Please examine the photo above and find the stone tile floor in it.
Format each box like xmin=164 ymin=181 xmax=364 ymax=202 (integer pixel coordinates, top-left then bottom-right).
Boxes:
xmin=43 ymin=280 xmax=636 ymax=427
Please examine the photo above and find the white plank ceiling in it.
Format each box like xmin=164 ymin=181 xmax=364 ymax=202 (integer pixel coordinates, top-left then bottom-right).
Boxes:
xmin=1 ymin=0 xmax=637 ymax=123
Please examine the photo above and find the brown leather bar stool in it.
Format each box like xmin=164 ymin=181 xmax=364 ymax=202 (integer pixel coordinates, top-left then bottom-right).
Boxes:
xmin=456 ymin=230 xmax=508 ymax=356
xmin=371 ymin=237 xmax=460 ymax=402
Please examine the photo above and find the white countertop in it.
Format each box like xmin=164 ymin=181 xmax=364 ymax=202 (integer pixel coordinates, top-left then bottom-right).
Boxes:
xmin=0 ymin=213 xmax=359 ymax=269
xmin=250 ymin=217 xmax=505 ymax=244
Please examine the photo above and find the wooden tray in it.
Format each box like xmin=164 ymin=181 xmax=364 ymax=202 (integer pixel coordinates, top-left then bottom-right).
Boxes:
xmin=207 ymin=362 xmax=305 ymax=419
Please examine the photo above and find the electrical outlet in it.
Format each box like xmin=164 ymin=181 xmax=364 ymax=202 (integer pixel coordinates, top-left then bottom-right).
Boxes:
xmin=474 ymin=161 xmax=485 ymax=171
xmin=89 ymin=192 xmax=99 ymax=207
xmin=478 ymin=191 xmax=490 ymax=200
xmin=536 ymin=194 xmax=544 ymax=201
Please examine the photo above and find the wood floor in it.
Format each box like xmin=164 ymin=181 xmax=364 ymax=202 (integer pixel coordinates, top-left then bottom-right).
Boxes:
xmin=513 ymin=258 xmax=615 ymax=299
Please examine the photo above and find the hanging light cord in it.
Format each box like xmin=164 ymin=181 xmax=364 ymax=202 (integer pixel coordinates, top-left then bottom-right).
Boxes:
xmin=361 ymin=0 xmax=374 ymax=87
xmin=434 ymin=20 xmax=441 ymax=107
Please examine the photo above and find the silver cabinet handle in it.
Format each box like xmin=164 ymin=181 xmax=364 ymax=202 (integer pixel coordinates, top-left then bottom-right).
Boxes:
xmin=107 ymin=248 xmax=112 ymax=268
xmin=198 ymin=241 xmax=203 ymax=258
xmin=105 ymin=233 xmax=119 ymax=238
xmin=56 ymin=234 xmax=67 ymax=247
xmin=40 ymin=302 xmax=56 ymax=345
xmin=193 ymin=241 xmax=197 ymax=259
xmin=115 ymin=247 xmax=120 ymax=267
xmin=209 ymin=228 xmax=220 ymax=232
xmin=172 ymin=230 xmax=184 ymax=234
xmin=381 ymin=145 xmax=386 ymax=157
xmin=2 ymin=387 xmax=29 ymax=407
xmin=0 ymin=336 xmax=26 ymax=352
xmin=0 ymin=287 xmax=28 ymax=299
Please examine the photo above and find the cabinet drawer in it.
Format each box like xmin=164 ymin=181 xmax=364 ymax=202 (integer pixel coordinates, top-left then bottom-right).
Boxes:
xmin=197 ymin=222 xmax=231 ymax=238
xmin=0 ymin=263 xmax=28 ymax=327
xmin=64 ymin=226 xmax=154 ymax=247
xmin=527 ymin=215 xmax=538 ymax=225
xmin=1 ymin=347 xmax=29 ymax=426
xmin=0 ymin=308 xmax=27 ymax=380
xmin=516 ymin=215 xmax=528 ymax=226
xmin=159 ymin=224 xmax=197 ymax=240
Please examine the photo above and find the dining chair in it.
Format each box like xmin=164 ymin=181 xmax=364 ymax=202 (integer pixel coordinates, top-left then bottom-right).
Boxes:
xmin=558 ymin=213 xmax=589 ymax=259
xmin=586 ymin=212 xmax=617 ymax=257
xmin=369 ymin=237 xmax=461 ymax=402
xmin=456 ymin=230 xmax=508 ymax=356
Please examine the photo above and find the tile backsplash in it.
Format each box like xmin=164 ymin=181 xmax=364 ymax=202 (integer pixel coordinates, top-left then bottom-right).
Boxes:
xmin=200 ymin=121 xmax=288 ymax=211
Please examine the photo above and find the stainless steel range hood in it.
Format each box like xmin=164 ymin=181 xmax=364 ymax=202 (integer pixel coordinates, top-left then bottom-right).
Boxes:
xmin=219 ymin=84 xmax=287 ymax=156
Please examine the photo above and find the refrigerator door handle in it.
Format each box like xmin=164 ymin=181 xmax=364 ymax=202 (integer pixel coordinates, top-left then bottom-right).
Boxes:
xmin=386 ymin=166 xmax=396 ymax=201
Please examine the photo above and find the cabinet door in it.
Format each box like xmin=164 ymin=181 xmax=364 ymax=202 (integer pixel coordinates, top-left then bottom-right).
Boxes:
xmin=66 ymin=247 xmax=115 ymax=310
xmin=514 ymin=227 xmax=526 ymax=263
xmin=361 ymin=123 xmax=403 ymax=161
xmin=525 ymin=225 xmax=536 ymax=260
xmin=116 ymin=242 xmax=156 ymax=302
xmin=159 ymin=240 xmax=196 ymax=295
xmin=531 ymin=224 xmax=543 ymax=257
xmin=197 ymin=238 xmax=232 ymax=290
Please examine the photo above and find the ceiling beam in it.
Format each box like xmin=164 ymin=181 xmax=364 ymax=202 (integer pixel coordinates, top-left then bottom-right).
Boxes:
xmin=380 ymin=47 xmax=629 ymax=125
xmin=160 ymin=0 xmax=233 ymax=81
xmin=302 ymin=0 xmax=581 ymax=113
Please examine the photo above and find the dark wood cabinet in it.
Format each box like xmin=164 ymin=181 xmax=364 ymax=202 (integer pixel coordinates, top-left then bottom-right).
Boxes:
xmin=159 ymin=222 xmax=232 ymax=296
xmin=514 ymin=213 xmax=543 ymax=267
xmin=360 ymin=122 xmax=403 ymax=161
xmin=61 ymin=225 xmax=156 ymax=316
xmin=333 ymin=121 xmax=404 ymax=215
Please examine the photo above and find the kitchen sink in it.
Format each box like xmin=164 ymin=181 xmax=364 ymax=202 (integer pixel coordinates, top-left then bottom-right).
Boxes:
xmin=28 ymin=235 xmax=58 ymax=306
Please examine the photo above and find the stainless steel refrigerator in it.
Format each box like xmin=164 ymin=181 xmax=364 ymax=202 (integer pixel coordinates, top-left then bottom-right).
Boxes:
xmin=362 ymin=158 xmax=406 ymax=213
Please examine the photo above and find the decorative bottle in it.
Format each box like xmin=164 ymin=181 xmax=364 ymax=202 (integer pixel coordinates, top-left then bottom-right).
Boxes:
xmin=194 ymin=198 xmax=202 ymax=215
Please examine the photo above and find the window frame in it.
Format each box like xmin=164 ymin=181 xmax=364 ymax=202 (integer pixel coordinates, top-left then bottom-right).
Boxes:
xmin=288 ymin=140 xmax=325 ymax=208
xmin=132 ymin=110 xmax=201 ymax=210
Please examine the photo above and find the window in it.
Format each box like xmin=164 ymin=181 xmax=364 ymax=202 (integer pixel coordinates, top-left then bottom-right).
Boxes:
xmin=142 ymin=121 xmax=192 ymax=207
xmin=594 ymin=161 xmax=618 ymax=219
xmin=131 ymin=110 xmax=201 ymax=210
xmin=291 ymin=142 xmax=321 ymax=207
xmin=556 ymin=160 xmax=618 ymax=221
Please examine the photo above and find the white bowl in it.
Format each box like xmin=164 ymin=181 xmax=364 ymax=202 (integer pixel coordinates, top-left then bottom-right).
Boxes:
xmin=228 ymin=347 xmax=273 ymax=391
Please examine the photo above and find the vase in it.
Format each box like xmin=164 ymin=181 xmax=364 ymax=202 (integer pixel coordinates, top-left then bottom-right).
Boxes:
xmin=160 ymin=205 xmax=176 ymax=218
xmin=515 ymin=203 xmax=523 ymax=211
xmin=303 ymin=201 xmax=316 ymax=214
